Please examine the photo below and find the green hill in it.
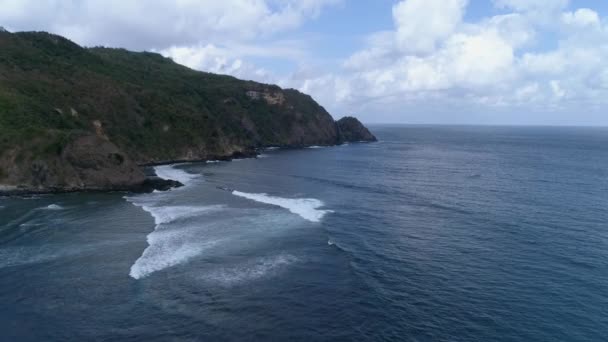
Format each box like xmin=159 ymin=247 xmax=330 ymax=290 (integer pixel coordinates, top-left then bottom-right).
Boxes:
xmin=0 ymin=31 xmax=375 ymax=193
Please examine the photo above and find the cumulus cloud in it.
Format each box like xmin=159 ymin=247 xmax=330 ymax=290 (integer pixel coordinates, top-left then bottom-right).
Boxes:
xmin=393 ymin=0 xmax=467 ymax=54
xmin=286 ymin=0 xmax=608 ymax=124
xmin=0 ymin=0 xmax=341 ymax=50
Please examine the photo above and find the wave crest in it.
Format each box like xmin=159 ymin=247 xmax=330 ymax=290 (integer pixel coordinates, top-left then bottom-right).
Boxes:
xmin=231 ymin=191 xmax=333 ymax=223
xmin=154 ymin=165 xmax=198 ymax=185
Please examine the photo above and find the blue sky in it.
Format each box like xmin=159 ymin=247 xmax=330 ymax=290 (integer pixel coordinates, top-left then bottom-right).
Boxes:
xmin=2 ymin=0 xmax=608 ymax=125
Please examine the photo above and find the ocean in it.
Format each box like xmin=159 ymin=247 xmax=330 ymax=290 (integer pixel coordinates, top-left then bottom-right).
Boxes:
xmin=1 ymin=125 xmax=607 ymax=341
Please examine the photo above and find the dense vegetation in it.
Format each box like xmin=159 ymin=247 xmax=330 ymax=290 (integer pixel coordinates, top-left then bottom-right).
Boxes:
xmin=0 ymin=30 xmax=374 ymax=191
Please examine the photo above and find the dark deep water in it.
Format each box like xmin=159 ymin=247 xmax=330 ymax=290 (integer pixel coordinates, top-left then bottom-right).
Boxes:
xmin=1 ymin=125 xmax=607 ymax=341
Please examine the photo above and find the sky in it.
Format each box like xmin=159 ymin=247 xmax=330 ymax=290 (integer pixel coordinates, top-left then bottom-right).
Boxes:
xmin=2 ymin=0 xmax=608 ymax=125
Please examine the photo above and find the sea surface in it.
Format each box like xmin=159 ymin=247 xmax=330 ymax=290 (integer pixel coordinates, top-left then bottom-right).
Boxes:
xmin=1 ymin=125 xmax=607 ymax=341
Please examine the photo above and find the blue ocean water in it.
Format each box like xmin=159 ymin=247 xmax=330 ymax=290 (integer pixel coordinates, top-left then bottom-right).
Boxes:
xmin=1 ymin=125 xmax=607 ymax=341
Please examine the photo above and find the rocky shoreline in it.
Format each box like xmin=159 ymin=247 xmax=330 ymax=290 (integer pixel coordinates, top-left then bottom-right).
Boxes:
xmin=0 ymin=140 xmax=376 ymax=196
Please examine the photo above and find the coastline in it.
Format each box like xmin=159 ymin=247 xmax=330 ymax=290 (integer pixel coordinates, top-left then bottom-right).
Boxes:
xmin=0 ymin=141 xmax=376 ymax=197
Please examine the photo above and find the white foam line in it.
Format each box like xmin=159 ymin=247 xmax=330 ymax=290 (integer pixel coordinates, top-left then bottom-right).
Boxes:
xmin=129 ymin=228 xmax=222 ymax=279
xmin=128 ymin=205 xmax=225 ymax=279
xmin=40 ymin=204 xmax=64 ymax=210
xmin=154 ymin=165 xmax=198 ymax=185
xmin=142 ymin=205 xmax=225 ymax=225
xmin=231 ymin=191 xmax=333 ymax=223
xmin=126 ymin=164 xmax=222 ymax=279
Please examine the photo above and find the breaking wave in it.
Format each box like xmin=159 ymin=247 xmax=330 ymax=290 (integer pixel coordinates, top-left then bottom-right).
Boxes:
xmin=129 ymin=223 xmax=224 ymax=279
xmin=127 ymin=164 xmax=221 ymax=279
xmin=154 ymin=165 xmax=198 ymax=185
xmin=41 ymin=204 xmax=64 ymax=210
xmin=142 ymin=205 xmax=225 ymax=225
xmin=231 ymin=191 xmax=333 ymax=223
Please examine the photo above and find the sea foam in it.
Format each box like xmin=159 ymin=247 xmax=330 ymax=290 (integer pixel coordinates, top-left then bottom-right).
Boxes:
xmin=127 ymin=202 xmax=226 ymax=279
xmin=129 ymin=225 xmax=223 ymax=279
xmin=42 ymin=204 xmax=64 ymax=210
xmin=141 ymin=205 xmax=225 ymax=225
xmin=232 ymin=191 xmax=333 ymax=223
xmin=127 ymin=164 xmax=222 ymax=279
xmin=205 ymin=253 xmax=298 ymax=286
xmin=154 ymin=165 xmax=198 ymax=185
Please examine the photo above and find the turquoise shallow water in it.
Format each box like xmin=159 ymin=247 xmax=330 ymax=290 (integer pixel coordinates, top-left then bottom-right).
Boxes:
xmin=1 ymin=125 xmax=607 ymax=341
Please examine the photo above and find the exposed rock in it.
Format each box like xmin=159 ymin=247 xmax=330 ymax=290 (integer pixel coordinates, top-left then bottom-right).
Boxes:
xmin=263 ymin=91 xmax=285 ymax=105
xmin=136 ymin=177 xmax=183 ymax=193
xmin=61 ymin=134 xmax=146 ymax=189
xmin=0 ymin=134 xmax=145 ymax=193
xmin=246 ymin=91 xmax=261 ymax=100
xmin=92 ymin=120 xmax=108 ymax=139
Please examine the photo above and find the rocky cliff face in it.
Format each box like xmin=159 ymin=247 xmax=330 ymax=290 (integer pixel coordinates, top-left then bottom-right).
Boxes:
xmin=0 ymin=134 xmax=145 ymax=193
xmin=0 ymin=31 xmax=376 ymax=193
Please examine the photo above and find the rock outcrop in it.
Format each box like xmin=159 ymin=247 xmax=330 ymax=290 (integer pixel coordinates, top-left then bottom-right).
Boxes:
xmin=337 ymin=117 xmax=377 ymax=142
xmin=0 ymin=30 xmax=376 ymax=194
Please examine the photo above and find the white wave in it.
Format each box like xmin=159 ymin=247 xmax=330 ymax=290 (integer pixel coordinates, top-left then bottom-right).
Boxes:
xmin=231 ymin=191 xmax=333 ymax=223
xmin=128 ymin=204 xmax=226 ymax=279
xmin=42 ymin=204 xmax=64 ymax=210
xmin=257 ymin=154 xmax=270 ymax=158
xmin=264 ymin=146 xmax=280 ymax=151
xmin=129 ymin=228 xmax=223 ymax=279
xmin=127 ymin=164 xmax=218 ymax=279
xmin=327 ymin=240 xmax=334 ymax=246
xmin=154 ymin=165 xmax=198 ymax=185
xmin=206 ymin=160 xmax=221 ymax=164
xmin=307 ymin=145 xmax=325 ymax=149
xmin=142 ymin=205 xmax=225 ymax=225
xmin=205 ymin=254 xmax=298 ymax=286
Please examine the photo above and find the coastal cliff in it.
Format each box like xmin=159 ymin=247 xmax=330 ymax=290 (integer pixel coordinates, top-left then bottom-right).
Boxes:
xmin=0 ymin=31 xmax=376 ymax=194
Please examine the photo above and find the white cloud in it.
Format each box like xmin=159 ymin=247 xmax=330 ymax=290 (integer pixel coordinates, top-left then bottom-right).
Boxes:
xmin=562 ymin=8 xmax=601 ymax=28
xmin=393 ymin=0 xmax=467 ymax=54
xmin=0 ymin=0 xmax=341 ymax=50
xmin=493 ymin=0 xmax=569 ymax=12
xmin=550 ymin=80 xmax=566 ymax=99
xmin=289 ymin=0 xmax=608 ymax=124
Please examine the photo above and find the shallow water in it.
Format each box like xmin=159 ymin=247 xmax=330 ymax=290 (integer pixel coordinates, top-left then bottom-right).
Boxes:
xmin=1 ymin=125 xmax=608 ymax=341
